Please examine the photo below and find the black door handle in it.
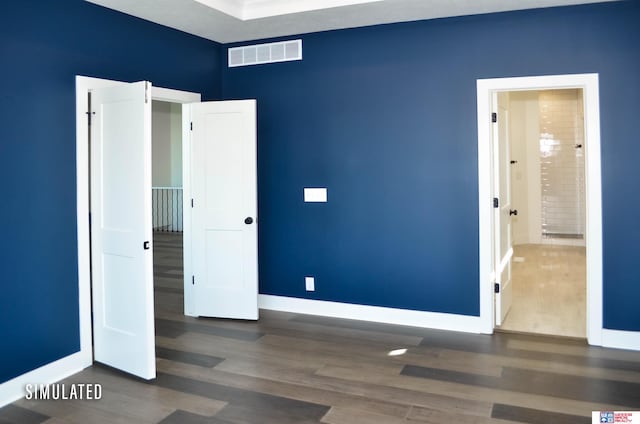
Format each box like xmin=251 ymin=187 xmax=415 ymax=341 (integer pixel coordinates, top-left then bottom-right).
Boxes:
xmin=509 ymin=209 xmax=518 ymax=216
xmin=244 ymin=217 xmax=254 ymax=225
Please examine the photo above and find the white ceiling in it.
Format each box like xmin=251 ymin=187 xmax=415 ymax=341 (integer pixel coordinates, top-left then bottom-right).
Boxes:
xmin=85 ymin=0 xmax=618 ymax=44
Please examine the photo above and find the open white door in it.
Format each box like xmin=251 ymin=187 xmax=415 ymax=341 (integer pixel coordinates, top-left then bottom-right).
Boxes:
xmin=186 ymin=100 xmax=258 ymax=320
xmin=494 ymin=92 xmax=514 ymax=326
xmin=90 ymin=81 xmax=156 ymax=379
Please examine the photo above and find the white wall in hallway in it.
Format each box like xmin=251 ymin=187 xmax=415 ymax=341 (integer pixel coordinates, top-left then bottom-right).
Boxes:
xmin=152 ymin=101 xmax=182 ymax=187
xmin=170 ymin=102 xmax=183 ymax=187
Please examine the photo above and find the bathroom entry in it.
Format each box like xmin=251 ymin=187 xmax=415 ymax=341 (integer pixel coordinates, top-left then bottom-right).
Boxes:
xmin=497 ymin=89 xmax=587 ymax=338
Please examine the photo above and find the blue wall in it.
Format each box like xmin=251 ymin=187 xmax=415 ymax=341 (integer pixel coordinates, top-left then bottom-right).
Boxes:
xmin=221 ymin=1 xmax=640 ymax=330
xmin=0 ymin=0 xmax=220 ymax=384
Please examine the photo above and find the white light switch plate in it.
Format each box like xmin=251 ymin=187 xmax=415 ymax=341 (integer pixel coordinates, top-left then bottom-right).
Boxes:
xmin=304 ymin=188 xmax=327 ymax=202
xmin=305 ymin=276 xmax=315 ymax=291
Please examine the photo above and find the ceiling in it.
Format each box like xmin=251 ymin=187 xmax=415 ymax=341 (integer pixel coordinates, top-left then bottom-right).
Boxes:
xmin=85 ymin=0 xmax=618 ymax=44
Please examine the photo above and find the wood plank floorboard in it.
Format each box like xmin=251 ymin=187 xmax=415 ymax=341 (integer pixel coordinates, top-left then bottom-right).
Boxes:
xmin=155 ymin=318 xmax=264 ymax=341
xmin=157 ymin=359 xmax=413 ymax=419
xmin=156 ymin=347 xmax=225 ymax=368
xmin=407 ymin=405 xmax=518 ymax=424
xmin=158 ymin=409 xmax=234 ymax=424
xmin=401 ymin=365 xmax=640 ymax=408
xmin=3 ymin=232 xmax=640 ymax=423
xmin=152 ymin=372 xmax=330 ymax=423
xmin=155 ymin=286 xmax=184 ymax=295
xmin=0 ymin=405 xmax=48 ymax=424
xmin=316 ymin=363 xmax=621 ymax=417
xmin=491 ymin=404 xmax=591 ymax=424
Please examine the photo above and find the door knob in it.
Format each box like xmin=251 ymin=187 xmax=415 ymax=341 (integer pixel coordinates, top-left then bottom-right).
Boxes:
xmin=509 ymin=209 xmax=518 ymax=216
xmin=244 ymin=217 xmax=254 ymax=225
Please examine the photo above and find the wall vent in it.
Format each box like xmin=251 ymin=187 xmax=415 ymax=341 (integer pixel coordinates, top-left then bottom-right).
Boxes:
xmin=228 ymin=39 xmax=302 ymax=67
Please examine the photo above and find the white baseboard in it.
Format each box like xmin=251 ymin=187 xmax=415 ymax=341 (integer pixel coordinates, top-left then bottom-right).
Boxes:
xmin=258 ymin=295 xmax=486 ymax=334
xmin=0 ymin=351 xmax=91 ymax=408
xmin=601 ymin=329 xmax=640 ymax=351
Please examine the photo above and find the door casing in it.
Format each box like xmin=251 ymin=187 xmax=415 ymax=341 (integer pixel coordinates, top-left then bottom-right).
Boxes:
xmin=476 ymin=73 xmax=602 ymax=345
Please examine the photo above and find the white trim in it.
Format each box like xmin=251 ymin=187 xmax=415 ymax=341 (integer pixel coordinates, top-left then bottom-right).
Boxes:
xmin=152 ymin=86 xmax=200 ymax=104
xmin=259 ymin=295 xmax=486 ymax=334
xmin=77 ymin=76 xmax=125 ymax=370
xmin=0 ymin=352 xmax=87 ymax=407
xmin=182 ymin=104 xmax=196 ymax=316
xmin=602 ymin=329 xmax=640 ymax=351
xmin=477 ymin=73 xmax=604 ymax=345
xmin=582 ymin=77 xmax=603 ymax=346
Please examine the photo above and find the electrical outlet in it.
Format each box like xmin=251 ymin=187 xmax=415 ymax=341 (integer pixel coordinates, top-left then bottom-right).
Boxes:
xmin=304 ymin=188 xmax=327 ymax=202
xmin=305 ymin=276 xmax=315 ymax=292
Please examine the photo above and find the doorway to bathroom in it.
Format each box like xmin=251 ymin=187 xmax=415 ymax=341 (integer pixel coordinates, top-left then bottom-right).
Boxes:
xmin=498 ymin=88 xmax=586 ymax=338
xmin=477 ymin=73 xmax=602 ymax=343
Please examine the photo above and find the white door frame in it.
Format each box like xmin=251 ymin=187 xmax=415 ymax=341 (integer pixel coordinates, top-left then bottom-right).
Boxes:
xmin=477 ymin=73 xmax=602 ymax=345
xmin=75 ymin=75 xmax=200 ymax=363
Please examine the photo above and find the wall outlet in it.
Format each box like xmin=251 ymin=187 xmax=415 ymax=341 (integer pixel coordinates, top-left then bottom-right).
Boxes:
xmin=305 ymin=276 xmax=315 ymax=292
xmin=304 ymin=188 xmax=327 ymax=202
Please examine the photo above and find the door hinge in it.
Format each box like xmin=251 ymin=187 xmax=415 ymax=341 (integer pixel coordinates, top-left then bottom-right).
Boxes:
xmin=190 ymin=122 xmax=193 ymax=131
xmin=145 ymin=81 xmax=149 ymax=104
xmin=491 ymin=112 xmax=497 ymax=123
xmin=86 ymin=111 xmax=95 ymax=126
xmin=493 ymin=197 xmax=499 ymax=208
xmin=192 ymin=276 xmax=195 ymax=285
xmin=494 ymin=283 xmax=500 ymax=293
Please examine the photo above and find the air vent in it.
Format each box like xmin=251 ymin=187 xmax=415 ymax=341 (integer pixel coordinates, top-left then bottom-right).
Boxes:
xmin=228 ymin=39 xmax=302 ymax=67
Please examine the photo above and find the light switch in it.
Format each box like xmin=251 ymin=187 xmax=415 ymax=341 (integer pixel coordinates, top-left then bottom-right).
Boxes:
xmin=304 ymin=188 xmax=327 ymax=202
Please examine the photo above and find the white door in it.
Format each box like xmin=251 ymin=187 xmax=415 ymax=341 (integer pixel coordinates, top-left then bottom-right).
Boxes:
xmin=187 ymin=100 xmax=258 ymax=320
xmin=494 ymin=92 xmax=514 ymax=326
xmin=90 ymin=81 xmax=156 ymax=379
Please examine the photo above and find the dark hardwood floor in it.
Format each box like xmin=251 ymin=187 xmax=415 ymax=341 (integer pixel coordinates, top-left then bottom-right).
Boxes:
xmin=2 ymin=232 xmax=640 ymax=423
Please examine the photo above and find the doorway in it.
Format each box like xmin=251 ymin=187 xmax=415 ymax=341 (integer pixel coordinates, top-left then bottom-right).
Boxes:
xmin=495 ymin=89 xmax=587 ymax=338
xmin=476 ymin=74 xmax=603 ymax=346
xmin=75 ymin=76 xmax=201 ymax=379
xmin=76 ymin=76 xmax=259 ymax=380
xmin=151 ymin=100 xmax=186 ymax=318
